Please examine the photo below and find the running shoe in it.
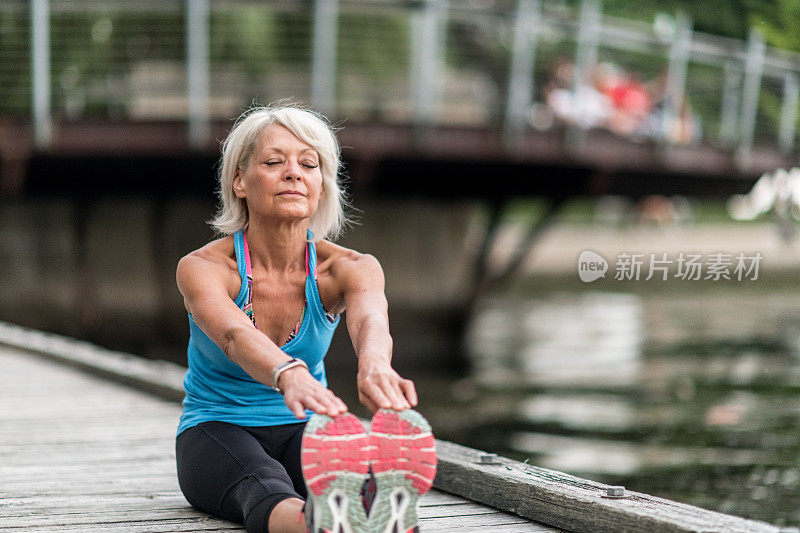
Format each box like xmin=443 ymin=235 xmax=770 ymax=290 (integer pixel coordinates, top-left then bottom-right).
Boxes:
xmin=301 ymin=412 xmax=372 ymax=533
xmin=366 ymin=409 xmax=437 ymax=533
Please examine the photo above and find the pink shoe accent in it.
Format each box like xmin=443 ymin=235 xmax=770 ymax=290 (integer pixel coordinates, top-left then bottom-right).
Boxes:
xmin=369 ymin=410 xmax=437 ymax=495
xmin=301 ymin=413 xmax=370 ymax=497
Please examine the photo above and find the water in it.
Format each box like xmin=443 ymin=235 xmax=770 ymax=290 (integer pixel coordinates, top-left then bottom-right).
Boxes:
xmin=413 ymin=281 xmax=800 ymax=526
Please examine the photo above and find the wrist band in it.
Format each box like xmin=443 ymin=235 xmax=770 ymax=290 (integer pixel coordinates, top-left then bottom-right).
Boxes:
xmin=271 ymin=358 xmax=308 ymax=394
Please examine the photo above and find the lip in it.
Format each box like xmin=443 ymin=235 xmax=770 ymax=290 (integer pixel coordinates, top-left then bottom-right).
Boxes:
xmin=277 ymin=190 xmax=306 ymax=196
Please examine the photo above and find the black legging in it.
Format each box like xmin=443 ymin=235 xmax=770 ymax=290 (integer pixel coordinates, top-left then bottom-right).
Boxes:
xmin=176 ymin=420 xmax=307 ymax=533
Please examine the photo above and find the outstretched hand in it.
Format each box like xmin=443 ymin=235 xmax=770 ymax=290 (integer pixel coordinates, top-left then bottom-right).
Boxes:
xmin=357 ymin=362 xmax=418 ymax=413
xmin=279 ymin=366 xmax=348 ymax=419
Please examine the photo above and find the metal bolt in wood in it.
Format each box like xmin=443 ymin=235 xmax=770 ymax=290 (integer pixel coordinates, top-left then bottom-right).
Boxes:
xmin=603 ymin=486 xmax=626 ymax=498
xmin=478 ymin=453 xmax=500 ymax=464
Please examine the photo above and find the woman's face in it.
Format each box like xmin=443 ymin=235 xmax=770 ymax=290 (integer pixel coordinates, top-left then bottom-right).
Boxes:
xmin=233 ymin=124 xmax=323 ymax=224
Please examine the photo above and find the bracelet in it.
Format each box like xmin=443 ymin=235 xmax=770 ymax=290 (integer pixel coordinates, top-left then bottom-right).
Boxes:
xmin=271 ymin=358 xmax=308 ymax=394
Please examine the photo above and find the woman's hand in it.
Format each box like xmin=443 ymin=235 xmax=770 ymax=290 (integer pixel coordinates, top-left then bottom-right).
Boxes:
xmin=357 ymin=360 xmax=418 ymax=413
xmin=279 ymin=366 xmax=348 ymax=419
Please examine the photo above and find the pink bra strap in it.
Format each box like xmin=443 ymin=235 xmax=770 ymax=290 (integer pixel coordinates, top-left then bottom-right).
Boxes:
xmin=243 ymin=231 xmax=253 ymax=278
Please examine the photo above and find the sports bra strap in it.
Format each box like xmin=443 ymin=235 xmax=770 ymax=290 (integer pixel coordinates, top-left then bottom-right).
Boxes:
xmin=242 ymin=231 xmax=253 ymax=279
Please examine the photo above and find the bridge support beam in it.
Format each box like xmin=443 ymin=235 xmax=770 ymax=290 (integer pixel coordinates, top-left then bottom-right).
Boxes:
xmin=720 ymin=62 xmax=742 ymax=148
xmin=311 ymin=0 xmax=340 ymax=116
xmin=338 ymin=197 xmax=566 ymax=370
xmin=738 ymin=29 xmax=766 ymax=165
xmin=779 ymin=72 xmax=799 ymax=154
xmin=410 ymin=0 xmax=448 ymax=133
xmin=31 ymin=0 xmax=52 ymax=150
xmin=186 ymin=0 xmax=211 ymax=150
xmin=504 ymin=0 xmax=541 ymax=147
xmin=663 ymin=11 xmax=692 ymax=142
xmin=567 ymin=0 xmax=601 ymax=152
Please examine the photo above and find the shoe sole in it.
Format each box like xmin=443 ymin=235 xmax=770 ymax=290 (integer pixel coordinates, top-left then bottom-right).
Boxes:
xmin=367 ymin=409 xmax=437 ymax=533
xmin=301 ymin=413 xmax=371 ymax=533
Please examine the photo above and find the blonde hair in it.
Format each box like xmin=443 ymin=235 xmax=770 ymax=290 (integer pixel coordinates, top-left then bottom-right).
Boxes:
xmin=210 ymin=104 xmax=349 ymax=241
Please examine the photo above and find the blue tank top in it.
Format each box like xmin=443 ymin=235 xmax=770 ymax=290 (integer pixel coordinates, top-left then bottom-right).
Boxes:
xmin=177 ymin=230 xmax=340 ymax=435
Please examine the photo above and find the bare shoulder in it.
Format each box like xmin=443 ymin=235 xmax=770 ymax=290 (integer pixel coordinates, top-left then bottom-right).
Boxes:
xmin=176 ymin=236 xmax=240 ymax=298
xmin=315 ymin=241 xmax=386 ymax=314
xmin=179 ymin=235 xmax=235 ymax=270
xmin=315 ymin=240 xmax=383 ymax=281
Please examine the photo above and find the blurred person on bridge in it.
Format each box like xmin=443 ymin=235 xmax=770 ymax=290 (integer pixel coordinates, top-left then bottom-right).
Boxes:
xmin=605 ymin=70 xmax=652 ymax=138
xmin=544 ymin=58 xmax=614 ymax=130
xmin=646 ymin=70 xmax=702 ymax=145
xmin=173 ymin=105 xmax=432 ymax=533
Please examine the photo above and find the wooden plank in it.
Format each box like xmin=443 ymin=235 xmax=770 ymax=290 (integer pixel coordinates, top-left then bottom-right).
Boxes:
xmin=433 ymin=439 xmax=780 ymax=533
xmin=0 ymin=493 xmax=188 ymax=511
xmin=0 ymin=463 xmax=178 ymax=483
xmin=420 ymin=512 xmax=553 ymax=531
xmin=0 ymin=508 xmax=240 ymax=528
xmin=0 ymin=322 xmax=186 ymax=402
xmin=0 ymin=443 xmax=172 ymax=462
xmin=417 ymin=490 xmax=469 ymax=506
xmin=0 ymin=477 xmax=183 ymax=497
xmin=7 ymin=518 xmax=243 ymax=533
xmin=418 ymin=502 xmax=521 ymax=519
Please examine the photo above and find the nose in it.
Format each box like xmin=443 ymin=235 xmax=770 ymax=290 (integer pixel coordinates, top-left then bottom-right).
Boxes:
xmin=283 ymin=160 xmax=303 ymax=181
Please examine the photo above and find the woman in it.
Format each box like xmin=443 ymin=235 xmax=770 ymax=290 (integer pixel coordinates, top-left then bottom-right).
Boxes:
xmin=175 ymin=105 xmax=435 ymax=533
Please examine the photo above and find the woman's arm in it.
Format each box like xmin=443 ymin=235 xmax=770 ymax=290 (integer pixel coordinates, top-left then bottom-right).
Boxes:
xmin=176 ymin=250 xmax=347 ymax=419
xmin=336 ymin=253 xmax=418 ymax=412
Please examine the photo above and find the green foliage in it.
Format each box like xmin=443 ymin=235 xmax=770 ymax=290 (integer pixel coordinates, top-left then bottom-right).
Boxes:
xmin=591 ymin=0 xmax=760 ymax=43
xmin=755 ymin=82 xmax=787 ymax=141
xmin=749 ymin=0 xmax=800 ymax=51
xmin=597 ymin=0 xmax=800 ymax=54
xmin=337 ymin=13 xmax=410 ymax=77
xmin=210 ymin=6 xmax=279 ymax=78
xmin=0 ymin=6 xmax=31 ymax=115
xmin=45 ymin=9 xmax=186 ymax=116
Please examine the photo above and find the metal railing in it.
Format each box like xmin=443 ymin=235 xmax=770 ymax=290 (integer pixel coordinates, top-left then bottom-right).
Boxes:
xmin=3 ymin=0 xmax=800 ymax=162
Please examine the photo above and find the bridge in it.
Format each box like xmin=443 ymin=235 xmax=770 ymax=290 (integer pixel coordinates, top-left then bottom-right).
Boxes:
xmin=2 ymin=0 xmax=800 ymax=366
xmin=3 ymin=0 xmax=800 ymax=197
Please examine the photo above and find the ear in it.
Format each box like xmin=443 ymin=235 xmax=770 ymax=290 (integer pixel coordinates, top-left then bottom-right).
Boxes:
xmin=232 ymin=168 xmax=246 ymax=199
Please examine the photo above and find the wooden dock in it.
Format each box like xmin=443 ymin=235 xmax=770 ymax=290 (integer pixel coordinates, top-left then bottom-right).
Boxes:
xmin=0 ymin=322 xmax=788 ymax=533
